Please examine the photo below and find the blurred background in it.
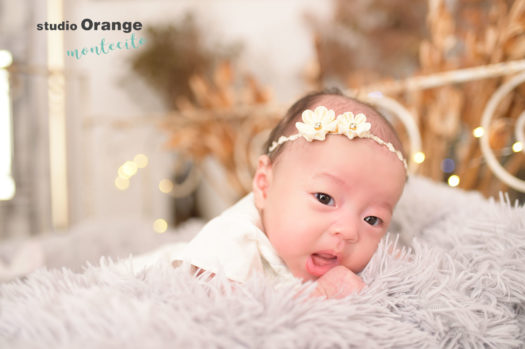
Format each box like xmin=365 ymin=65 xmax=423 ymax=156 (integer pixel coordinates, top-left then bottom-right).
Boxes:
xmin=0 ymin=0 xmax=524 ymax=242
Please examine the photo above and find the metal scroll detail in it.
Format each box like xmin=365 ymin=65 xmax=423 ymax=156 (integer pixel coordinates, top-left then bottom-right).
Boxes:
xmin=480 ymin=71 xmax=525 ymax=193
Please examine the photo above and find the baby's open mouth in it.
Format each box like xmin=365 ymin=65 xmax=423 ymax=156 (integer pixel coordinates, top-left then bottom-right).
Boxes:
xmin=312 ymin=253 xmax=338 ymax=265
xmin=306 ymin=252 xmax=340 ymax=277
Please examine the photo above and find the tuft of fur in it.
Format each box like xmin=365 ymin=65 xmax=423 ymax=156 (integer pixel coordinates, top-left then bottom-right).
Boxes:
xmin=1 ymin=176 xmax=524 ymax=348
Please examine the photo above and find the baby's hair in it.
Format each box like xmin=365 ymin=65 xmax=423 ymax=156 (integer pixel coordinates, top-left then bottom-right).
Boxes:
xmin=264 ymin=88 xmax=406 ymax=163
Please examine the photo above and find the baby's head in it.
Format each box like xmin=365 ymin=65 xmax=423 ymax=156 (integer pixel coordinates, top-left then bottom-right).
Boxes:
xmin=252 ymin=89 xmax=407 ymax=281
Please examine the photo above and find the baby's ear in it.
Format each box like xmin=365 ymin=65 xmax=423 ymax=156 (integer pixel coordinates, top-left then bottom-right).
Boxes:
xmin=252 ymin=155 xmax=272 ymax=210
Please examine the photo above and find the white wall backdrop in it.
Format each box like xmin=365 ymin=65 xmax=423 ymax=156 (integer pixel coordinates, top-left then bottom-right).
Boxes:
xmin=1 ymin=0 xmax=333 ymax=238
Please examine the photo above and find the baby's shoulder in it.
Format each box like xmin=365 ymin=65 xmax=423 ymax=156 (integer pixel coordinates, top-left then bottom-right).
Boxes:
xmin=211 ymin=193 xmax=258 ymax=225
xmin=195 ymin=193 xmax=260 ymax=241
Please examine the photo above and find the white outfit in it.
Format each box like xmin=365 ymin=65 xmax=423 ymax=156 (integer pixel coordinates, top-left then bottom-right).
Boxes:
xmin=173 ymin=193 xmax=296 ymax=284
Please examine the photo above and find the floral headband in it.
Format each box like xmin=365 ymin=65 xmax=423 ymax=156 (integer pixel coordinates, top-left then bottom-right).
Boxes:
xmin=268 ymin=106 xmax=408 ymax=170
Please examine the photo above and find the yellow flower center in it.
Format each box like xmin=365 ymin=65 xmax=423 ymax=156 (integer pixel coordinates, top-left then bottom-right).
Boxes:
xmin=350 ymin=122 xmax=357 ymax=130
xmin=314 ymin=122 xmax=322 ymax=130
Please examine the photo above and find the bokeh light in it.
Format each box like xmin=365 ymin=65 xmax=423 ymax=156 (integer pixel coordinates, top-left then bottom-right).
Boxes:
xmin=512 ymin=141 xmax=523 ymax=153
xmin=414 ymin=151 xmax=426 ymax=164
xmin=473 ymin=127 xmax=484 ymax=138
xmin=134 ymin=153 xmax=149 ymax=168
xmin=159 ymin=179 xmax=174 ymax=194
xmin=153 ymin=218 xmax=168 ymax=233
xmin=448 ymin=174 xmax=460 ymax=187
xmin=114 ymin=176 xmax=130 ymax=190
xmin=118 ymin=161 xmax=138 ymax=179
xmin=441 ymin=158 xmax=455 ymax=173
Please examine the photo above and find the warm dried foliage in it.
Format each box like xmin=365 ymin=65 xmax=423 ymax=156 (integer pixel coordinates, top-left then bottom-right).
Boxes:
xmin=162 ymin=62 xmax=275 ymax=195
xmin=312 ymin=0 xmax=525 ymax=199
xmin=140 ymin=1 xmax=525 ymax=201
xmin=130 ymin=13 xmax=241 ymax=110
xmin=130 ymin=14 xmax=274 ymax=196
xmin=307 ymin=0 xmax=427 ymax=88
xmin=402 ymin=0 xmax=525 ymax=197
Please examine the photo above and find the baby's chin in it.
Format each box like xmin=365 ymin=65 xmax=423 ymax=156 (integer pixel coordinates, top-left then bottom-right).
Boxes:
xmin=288 ymin=264 xmax=318 ymax=282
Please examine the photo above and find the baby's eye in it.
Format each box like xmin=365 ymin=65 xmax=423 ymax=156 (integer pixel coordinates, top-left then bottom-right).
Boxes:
xmin=364 ymin=216 xmax=382 ymax=226
xmin=314 ymin=193 xmax=335 ymax=206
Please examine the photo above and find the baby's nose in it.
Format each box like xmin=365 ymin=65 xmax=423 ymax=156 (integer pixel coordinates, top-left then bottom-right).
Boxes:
xmin=331 ymin=217 xmax=360 ymax=244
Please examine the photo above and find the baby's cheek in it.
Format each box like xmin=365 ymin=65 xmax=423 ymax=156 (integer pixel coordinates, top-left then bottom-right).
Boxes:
xmin=347 ymin=237 xmax=382 ymax=272
xmin=271 ymin=216 xmax=309 ymax=247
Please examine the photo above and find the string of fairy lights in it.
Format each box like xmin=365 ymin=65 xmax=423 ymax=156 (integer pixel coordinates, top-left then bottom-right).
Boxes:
xmin=114 ymin=153 xmax=149 ymax=190
xmin=113 ymin=125 xmax=523 ymax=234
xmin=443 ymin=127 xmax=523 ymax=188
xmin=113 ymin=153 xmax=176 ymax=234
xmin=115 ymin=66 xmax=525 ymax=231
xmin=113 ymin=153 xmax=163 ymax=233
xmin=409 ymin=125 xmax=523 ymax=189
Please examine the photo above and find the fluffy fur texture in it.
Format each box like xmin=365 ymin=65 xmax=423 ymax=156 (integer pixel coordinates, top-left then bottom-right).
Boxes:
xmin=1 ymin=176 xmax=524 ymax=348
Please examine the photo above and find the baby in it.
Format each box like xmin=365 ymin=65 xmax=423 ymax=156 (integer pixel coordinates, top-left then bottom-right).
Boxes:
xmin=173 ymin=89 xmax=407 ymax=298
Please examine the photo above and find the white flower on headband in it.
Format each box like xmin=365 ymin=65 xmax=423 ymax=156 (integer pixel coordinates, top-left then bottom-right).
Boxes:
xmin=295 ymin=106 xmax=337 ymax=142
xmin=337 ymin=112 xmax=371 ymax=139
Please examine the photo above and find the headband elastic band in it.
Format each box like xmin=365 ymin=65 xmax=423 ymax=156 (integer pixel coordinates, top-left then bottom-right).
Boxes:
xmin=268 ymin=106 xmax=408 ymax=171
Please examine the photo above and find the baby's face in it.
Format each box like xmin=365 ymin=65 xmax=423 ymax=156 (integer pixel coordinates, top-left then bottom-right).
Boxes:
xmin=253 ymin=135 xmax=406 ymax=281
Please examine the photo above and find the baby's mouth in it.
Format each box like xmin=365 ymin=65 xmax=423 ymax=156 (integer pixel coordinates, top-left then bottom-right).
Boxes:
xmin=312 ymin=253 xmax=338 ymax=265
xmin=306 ymin=252 xmax=340 ymax=277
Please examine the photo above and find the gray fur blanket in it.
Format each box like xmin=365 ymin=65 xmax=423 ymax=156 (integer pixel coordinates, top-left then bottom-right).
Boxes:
xmin=1 ymin=176 xmax=524 ymax=348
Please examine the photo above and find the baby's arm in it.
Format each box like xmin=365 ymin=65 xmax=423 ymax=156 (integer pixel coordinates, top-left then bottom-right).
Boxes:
xmin=310 ymin=265 xmax=365 ymax=299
